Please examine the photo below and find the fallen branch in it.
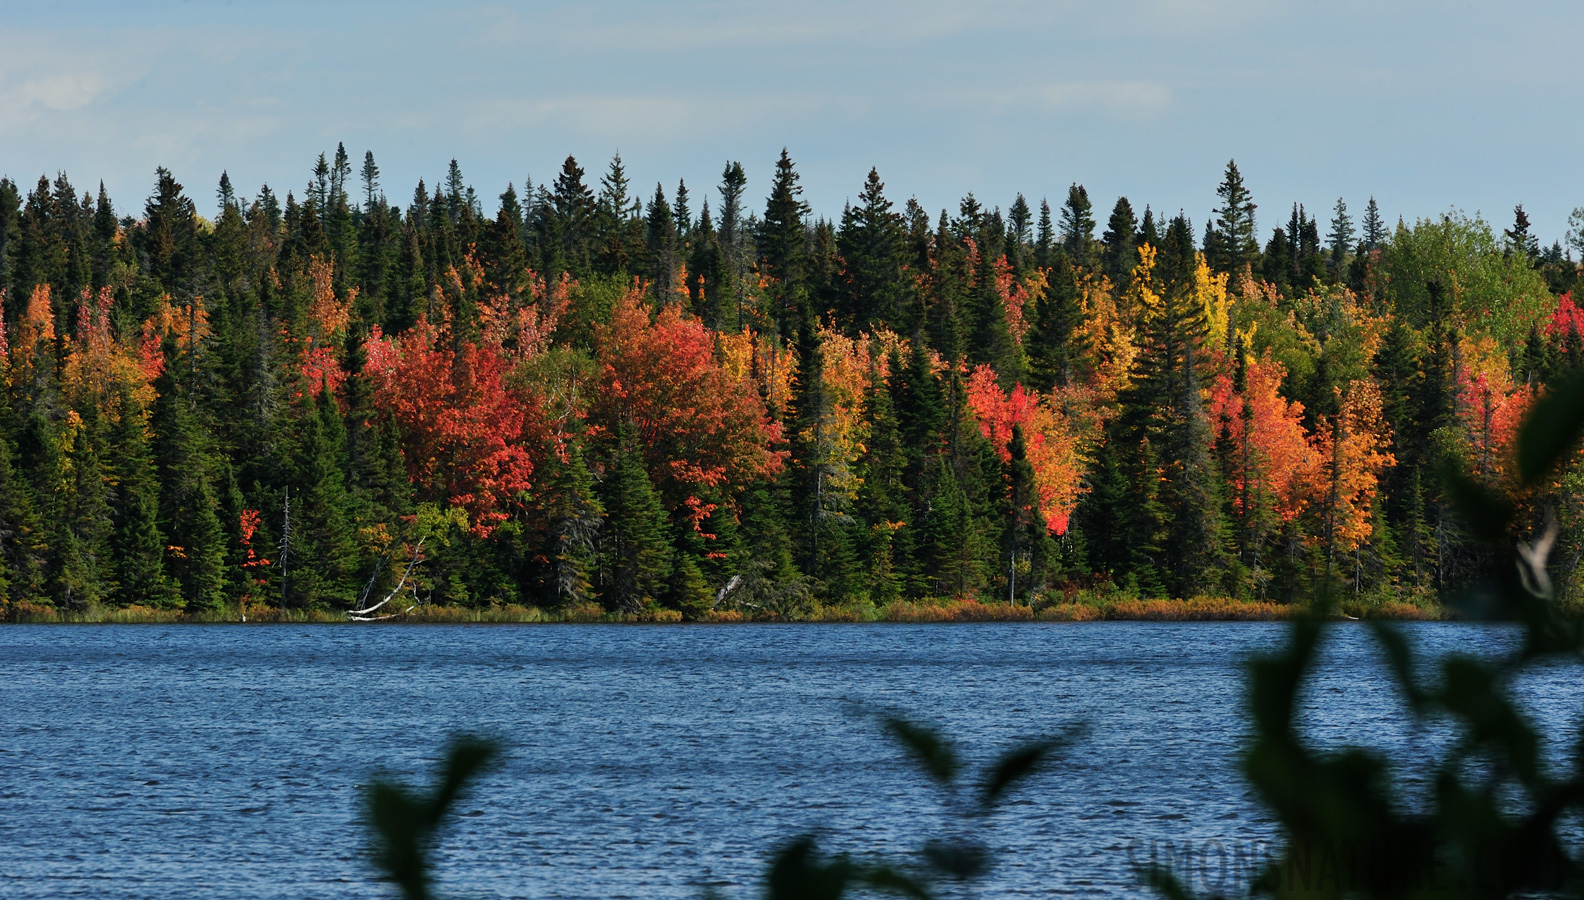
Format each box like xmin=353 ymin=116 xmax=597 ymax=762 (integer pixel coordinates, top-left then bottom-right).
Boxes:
xmin=348 ymin=539 xmax=424 ymax=618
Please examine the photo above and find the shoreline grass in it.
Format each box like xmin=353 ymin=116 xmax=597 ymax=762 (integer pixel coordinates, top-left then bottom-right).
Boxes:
xmin=0 ymin=594 xmax=1450 ymax=624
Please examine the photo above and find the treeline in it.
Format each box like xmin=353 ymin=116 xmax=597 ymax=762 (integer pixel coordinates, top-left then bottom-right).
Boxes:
xmin=0 ymin=147 xmax=1579 ymax=618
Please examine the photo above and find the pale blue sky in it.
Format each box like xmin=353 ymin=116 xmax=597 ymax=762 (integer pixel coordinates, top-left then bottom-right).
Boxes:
xmin=4 ymin=0 xmax=1580 ymax=243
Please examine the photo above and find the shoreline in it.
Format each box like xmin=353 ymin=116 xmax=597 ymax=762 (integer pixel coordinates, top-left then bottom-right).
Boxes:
xmin=0 ymin=596 xmax=1446 ymax=625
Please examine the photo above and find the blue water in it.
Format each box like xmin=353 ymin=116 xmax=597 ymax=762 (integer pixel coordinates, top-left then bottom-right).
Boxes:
xmin=0 ymin=623 xmax=1575 ymax=899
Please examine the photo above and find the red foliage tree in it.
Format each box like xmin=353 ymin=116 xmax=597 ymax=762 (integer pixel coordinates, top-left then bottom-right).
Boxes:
xmin=363 ymin=316 xmax=540 ymax=534
xmin=589 ymin=286 xmax=783 ymax=520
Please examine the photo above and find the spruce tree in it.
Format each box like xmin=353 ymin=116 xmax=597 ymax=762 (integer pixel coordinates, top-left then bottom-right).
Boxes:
xmin=1101 ymin=196 xmax=1139 ymax=286
xmin=1027 ymin=248 xmax=1082 ymax=389
xmin=1207 ymin=159 xmax=1257 ymax=277
xmin=645 ymin=182 xmax=678 ymax=300
xmin=1007 ymin=193 xmax=1033 ymax=273
xmin=1327 ymin=197 xmax=1355 ymax=270
xmin=599 ymin=425 xmax=673 ymax=612
xmin=1361 ymin=196 xmax=1385 ymax=251
xmin=107 ymin=388 xmax=178 ymax=607
xmin=856 ymin=351 xmax=907 ymax=603
xmin=1059 ymin=184 xmax=1096 ymax=268
xmin=1034 ymin=198 xmax=1055 ymax=269
xmin=759 ymin=149 xmax=810 ymax=335
xmin=546 ymin=442 xmax=602 ymax=607
xmin=288 ymin=388 xmax=355 ymax=608
xmin=835 ymin=168 xmax=907 ymax=332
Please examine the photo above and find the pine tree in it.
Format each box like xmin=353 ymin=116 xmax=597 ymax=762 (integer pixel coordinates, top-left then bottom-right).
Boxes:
xmin=546 ymin=442 xmax=602 ymax=607
xmin=1327 ymin=197 xmax=1355 ymax=269
xmin=645 ymin=183 xmax=679 ymax=301
xmin=1101 ymin=196 xmax=1139 ymax=286
xmin=1207 ymin=159 xmax=1257 ymax=277
xmin=1059 ymin=184 xmax=1096 ymax=268
xmin=835 ymin=168 xmax=907 ymax=332
xmin=1026 ymin=248 xmax=1082 ymax=389
xmin=1361 ymin=197 xmax=1385 ymax=251
xmin=1034 ymin=198 xmax=1055 ymax=269
xmin=106 ymin=388 xmax=178 ymax=608
xmin=599 ymin=425 xmax=673 ymax=612
xmin=759 ymin=149 xmax=810 ymax=335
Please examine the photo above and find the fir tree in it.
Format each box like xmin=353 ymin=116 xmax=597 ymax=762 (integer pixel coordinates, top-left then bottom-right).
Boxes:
xmin=1059 ymin=184 xmax=1096 ymax=267
xmin=1034 ymin=198 xmax=1055 ymax=269
xmin=1327 ymin=197 xmax=1355 ymax=269
xmin=599 ymin=425 xmax=673 ymax=612
xmin=759 ymin=149 xmax=810 ymax=334
xmin=1361 ymin=196 xmax=1385 ymax=251
xmin=1101 ymin=196 xmax=1139 ymax=286
xmin=546 ymin=443 xmax=602 ymax=607
xmin=835 ymin=168 xmax=907 ymax=332
xmin=1207 ymin=159 xmax=1257 ymax=277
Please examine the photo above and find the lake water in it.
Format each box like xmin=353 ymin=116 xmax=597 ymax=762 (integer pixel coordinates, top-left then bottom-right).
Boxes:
xmin=0 ymin=622 xmax=1576 ymax=899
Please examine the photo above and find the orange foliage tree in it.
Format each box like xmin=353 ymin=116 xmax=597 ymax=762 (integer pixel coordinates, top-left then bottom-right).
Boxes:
xmin=589 ymin=286 xmax=783 ymax=520
xmin=1210 ymin=350 xmax=1323 ymax=527
xmin=1314 ymin=379 xmax=1395 ymax=557
xmin=965 ymin=365 xmax=1088 ymax=534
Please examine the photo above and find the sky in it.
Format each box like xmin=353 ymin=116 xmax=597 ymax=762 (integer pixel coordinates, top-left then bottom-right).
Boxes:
xmin=4 ymin=0 xmax=1581 ymax=245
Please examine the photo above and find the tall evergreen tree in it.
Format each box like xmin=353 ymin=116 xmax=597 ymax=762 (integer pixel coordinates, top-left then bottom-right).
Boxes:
xmin=599 ymin=425 xmax=673 ymax=612
xmin=1101 ymin=197 xmax=1139 ymax=286
xmin=1361 ymin=196 xmax=1386 ymax=251
xmin=758 ymin=149 xmax=810 ymax=334
xmin=1206 ymin=159 xmax=1257 ymax=277
xmin=1327 ymin=197 xmax=1355 ymax=270
xmin=1059 ymin=184 xmax=1096 ymax=267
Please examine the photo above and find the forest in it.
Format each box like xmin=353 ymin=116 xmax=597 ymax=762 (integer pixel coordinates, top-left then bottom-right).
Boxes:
xmin=0 ymin=147 xmax=1579 ymax=621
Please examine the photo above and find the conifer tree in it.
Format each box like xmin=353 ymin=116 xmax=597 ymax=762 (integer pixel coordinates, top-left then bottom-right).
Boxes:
xmin=1139 ymin=205 xmax=1160 ymax=249
xmin=857 ymin=351 xmax=907 ymax=603
xmin=1059 ymin=184 xmax=1096 ymax=268
xmin=106 ymin=388 xmax=178 ymax=608
xmin=645 ymin=183 xmax=678 ymax=301
xmin=1007 ymin=193 xmax=1033 ymax=272
xmin=596 ymin=153 xmax=640 ymax=274
xmin=1101 ymin=197 xmax=1139 ymax=286
xmin=151 ymin=372 xmax=227 ymax=612
xmin=546 ymin=442 xmax=602 ymax=607
xmin=1361 ymin=196 xmax=1385 ymax=251
xmin=759 ymin=149 xmax=810 ymax=335
xmin=687 ymin=201 xmax=724 ymax=327
xmin=599 ymin=424 xmax=673 ymax=612
xmin=1034 ymin=198 xmax=1055 ymax=269
xmin=672 ymin=179 xmax=691 ymax=243
xmin=1327 ymin=197 xmax=1355 ymax=269
xmin=287 ymin=387 xmax=355 ymax=608
xmin=835 ymin=168 xmax=907 ymax=332
xmin=1027 ymin=248 xmax=1082 ymax=389
xmin=1207 ymin=160 xmax=1257 ymax=277
xmin=361 ymin=150 xmax=382 ymax=210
